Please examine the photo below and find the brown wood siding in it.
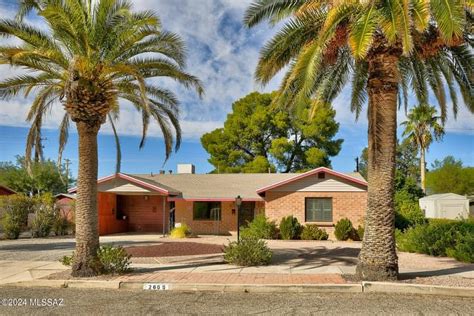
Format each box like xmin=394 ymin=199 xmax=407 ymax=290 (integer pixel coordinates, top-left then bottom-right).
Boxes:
xmin=98 ymin=192 xmax=128 ymax=235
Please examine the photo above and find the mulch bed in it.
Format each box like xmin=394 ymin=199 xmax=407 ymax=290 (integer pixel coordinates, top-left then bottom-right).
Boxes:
xmin=125 ymin=242 xmax=224 ymax=257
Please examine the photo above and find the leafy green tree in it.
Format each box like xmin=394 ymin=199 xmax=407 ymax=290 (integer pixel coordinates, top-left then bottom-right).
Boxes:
xmin=0 ymin=156 xmax=73 ymax=195
xmin=426 ymin=156 xmax=474 ymax=195
xmin=245 ymin=0 xmax=472 ymax=280
xmin=402 ymin=105 xmax=445 ymax=193
xmin=201 ymin=92 xmax=342 ymax=173
xmin=0 ymin=0 xmax=203 ymax=276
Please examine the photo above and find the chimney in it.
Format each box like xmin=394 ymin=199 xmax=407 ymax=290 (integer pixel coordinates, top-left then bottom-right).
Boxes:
xmin=177 ymin=164 xmax=195 ymax=174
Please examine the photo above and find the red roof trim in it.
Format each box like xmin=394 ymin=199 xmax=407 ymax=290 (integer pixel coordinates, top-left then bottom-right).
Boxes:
xmin=256 ymin=167 xmax=367 ymax=194
xmin=0 ymin=185 xmax=16 ymax=194
xmin=167 ymin=197 xmax=263 ymax=202
xmin=68 ymin=173 xmax=171 ymax=195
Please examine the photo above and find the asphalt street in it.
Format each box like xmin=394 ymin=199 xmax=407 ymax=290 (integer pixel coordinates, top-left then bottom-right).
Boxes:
xmin=0 ymin=286 xmax=473 ymax=315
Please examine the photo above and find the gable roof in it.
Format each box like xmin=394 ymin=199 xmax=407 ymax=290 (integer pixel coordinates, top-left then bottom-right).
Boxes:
xmin=0 ymin=184 xmax=16 ymax=195
xmin=255 ymin=167 xmax=367 ymax=195
xmin=420 ymin=193 xmax=469 ymax=201
xmin=69 ymin=168 xmax=367 ymax=200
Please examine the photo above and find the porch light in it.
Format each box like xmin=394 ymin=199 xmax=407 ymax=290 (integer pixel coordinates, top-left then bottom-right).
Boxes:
xmin=235 ymin=195 xmax=242 ymax=243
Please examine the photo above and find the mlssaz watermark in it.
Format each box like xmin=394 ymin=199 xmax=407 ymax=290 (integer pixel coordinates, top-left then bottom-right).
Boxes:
xmin=1 ymin=298 xmax=65 ymax=307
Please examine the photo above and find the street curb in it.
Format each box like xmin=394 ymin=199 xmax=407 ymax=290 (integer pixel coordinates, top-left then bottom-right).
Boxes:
xmin=362 ymin=282 xmax=474 ymax=297
xmin=119 ymin=282 xmax=362 ymax=293
xmin=6 ymin=280 xmax=474 ymax=297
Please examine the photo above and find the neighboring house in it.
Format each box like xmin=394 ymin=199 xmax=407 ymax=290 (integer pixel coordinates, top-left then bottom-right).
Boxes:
xmin=55 ymin=193 xmax=76 ymax=221
xmin=0 ymin=184 xmax=16 ymax=196
xmin=419 ymin=193 xmax=472 ymax=220
xmin=69 ymin=165 xmax=368 ymax=237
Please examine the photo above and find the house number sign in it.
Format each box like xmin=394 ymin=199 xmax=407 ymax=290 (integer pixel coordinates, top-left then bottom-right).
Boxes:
xmin=143 ymin=283 xmax=170 ymax=291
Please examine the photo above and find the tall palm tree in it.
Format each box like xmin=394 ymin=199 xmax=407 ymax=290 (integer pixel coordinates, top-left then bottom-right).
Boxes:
xmin=244 ymin=1 xmax=472 ymax=280
xmin=402 ymin=104 xmax=444 ymax=193
xmin=0 ymin=0 xmax=203 ymax=276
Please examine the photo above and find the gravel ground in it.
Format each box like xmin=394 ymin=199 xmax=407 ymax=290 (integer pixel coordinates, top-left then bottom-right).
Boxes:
xmin=125 ymin=242 xmax=223 ymax=257
xmin=400 ymin=276 xmax=474 ymax=288
xmin=1 ymin=286 xmax=474 ymax=315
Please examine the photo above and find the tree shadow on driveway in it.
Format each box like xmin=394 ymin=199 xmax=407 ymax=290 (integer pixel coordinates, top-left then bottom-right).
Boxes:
xmin=271 ymin=246 xmax=360 ymax=269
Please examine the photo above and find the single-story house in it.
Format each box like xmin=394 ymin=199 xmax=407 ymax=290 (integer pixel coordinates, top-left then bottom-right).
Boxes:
xmin=419 ymin=193 xmax=473 ymax=220
xmin=69 ymin=165 xmax=368 ymax=237
xmin=55 ymin=193 xmax=76 ymax=221
xmin=0 ymin=184 xmax=16 ymax=196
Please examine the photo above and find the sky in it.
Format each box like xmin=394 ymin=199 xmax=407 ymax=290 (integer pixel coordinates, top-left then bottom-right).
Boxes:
xmin=0 ymin=0 xmax=473 ymax=178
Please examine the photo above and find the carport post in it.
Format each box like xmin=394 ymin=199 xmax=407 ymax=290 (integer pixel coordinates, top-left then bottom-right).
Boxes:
xmin=162 ymin=196 xmax=166 ymax=237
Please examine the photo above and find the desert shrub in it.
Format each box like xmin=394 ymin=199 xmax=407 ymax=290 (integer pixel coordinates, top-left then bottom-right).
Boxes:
xmin=97 ymin=245 xmax=132 ymax=274
xmin=52 ymin=216 xmax=71 ymax=236
xmin=356 ymin=225 xmax=365 ymax=241
xmin=170 ymin=224 xmax=191 ymax=239
xmin=31 ymin=196 xmax=57 ymax=238
xmin=59 ymin=253 xmax=74 ymax=266
xmin=0 ymin=194 xmax=35 ymax=239
xmin=397 ymin=218 xmax=474 ymax=263
xmin=279 ymin=215 xmax=301 ymax=240
xmin=395 ymin=200 xmax=426 ymax=231
xmin=334 ymin=218 xmax=354 ymax=241
xmin=300 ymin=225 xmax=328 ymax=240
xmin=224 ymin=237 xmax=272 ymax=266
xmin=240 ymin=215 xmax=277 ymax=239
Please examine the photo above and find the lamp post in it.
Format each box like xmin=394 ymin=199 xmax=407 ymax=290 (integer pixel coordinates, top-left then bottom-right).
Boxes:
xmin=235 ymin=195 xmax=242 ymax=243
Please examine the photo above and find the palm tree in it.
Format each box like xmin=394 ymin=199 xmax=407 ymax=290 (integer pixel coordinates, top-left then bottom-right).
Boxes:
xmin=0 ymin=0 xmax=203 ymax=276
xmin=244 ymin=1 xmax=472 ymax=280
xmin=402 ymin=104 xmax=444 ymax=193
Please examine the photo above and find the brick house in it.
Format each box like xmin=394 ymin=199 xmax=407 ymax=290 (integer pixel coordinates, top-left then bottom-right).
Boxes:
xmin=69 ymin=166 xmax=367 ymax=238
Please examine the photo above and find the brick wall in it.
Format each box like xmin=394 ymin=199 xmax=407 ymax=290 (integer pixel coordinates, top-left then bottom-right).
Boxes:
xmin=174 ymin=200 xmax=237 ymax=235
xmin=264 ymin=191 xmax=367 ymax=238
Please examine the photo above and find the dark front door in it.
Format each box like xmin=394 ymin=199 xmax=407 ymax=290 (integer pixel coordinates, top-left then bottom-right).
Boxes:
xmin=239 ymin=202 xmax=255 ymax=228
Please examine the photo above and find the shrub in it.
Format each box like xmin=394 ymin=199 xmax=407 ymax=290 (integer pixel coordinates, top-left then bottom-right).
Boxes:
xmin=170 ymin=224 xmax=191 ymax=239
xmin=356 ymin=225 xmax=365 ymax=241
xmin=395 ymin=200 xmax=426 ymax=231
xmin=300 ymin=225 xmax=328 ymax=240
xmin=279 ymin=215 xmax=301 ymax=240
xmin=240 ymin=215 xmax=277 ymax=239
xmin=0 ymin=194 xmax=34 ymax=239
xmin=59 ymin=253 xmax=73 ymax=266
xmin=59 ymin=245 xmax=133 ymax=274
xmin=397 ymin=218 xmax=474 ymax=263
xmin=53 ymin=216 xmax=71 ymax=236
xmin=334 ymin=218 xmax=354 ymax=241
xmin=97 ymin=245 xmax=132 ymax=274
xmin=224 ymin=237 xmax=272 ymax=266
xmin=31 ymin=202 xmax=57 ymax=238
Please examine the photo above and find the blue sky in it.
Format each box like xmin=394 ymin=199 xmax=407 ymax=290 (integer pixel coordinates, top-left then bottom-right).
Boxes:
xmin=0 ymin=0 xmax=473 ymax=178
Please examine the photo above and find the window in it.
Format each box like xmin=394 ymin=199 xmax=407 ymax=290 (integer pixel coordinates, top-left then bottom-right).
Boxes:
xmin=305 ymin=198 xmax=332 ymax=222
xmin=193 ymin=202 xmax=222 ymax=221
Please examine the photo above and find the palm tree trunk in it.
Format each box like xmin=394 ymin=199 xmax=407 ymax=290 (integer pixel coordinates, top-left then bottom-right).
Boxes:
xmin=71 ymin=121 xmax=102 ymax=277
xmin=420 ymin=148 xmax=426 ymax=193
xmin=356 ymin=41 xmax=401 ymax=281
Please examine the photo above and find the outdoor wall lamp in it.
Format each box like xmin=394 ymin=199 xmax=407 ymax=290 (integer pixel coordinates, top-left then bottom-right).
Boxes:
xmin=235 ymin=195 xmax=242 ymax=243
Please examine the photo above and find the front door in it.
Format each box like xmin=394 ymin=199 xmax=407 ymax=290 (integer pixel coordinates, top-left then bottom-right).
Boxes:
xmin=239 ymin=202 xmax=255 ymax=228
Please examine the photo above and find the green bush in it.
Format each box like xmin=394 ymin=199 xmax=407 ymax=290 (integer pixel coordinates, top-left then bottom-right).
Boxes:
xmin=397 ymin=218 xmax=474 ymax=263
xmin=240 ymin=215 xmax=277 ymax=239
xmin=59 ymin=246 xmax=133 ymax=274
xmin=0 ymin=194 xmax=34 ymax=239
xmin=97 ymin=245 xmax=132 ymax=274
xmin=170 ymin=224 xmax=191 ymax=239
xmin=395 ymin=200 xmax=426 ymax=231
xmin=334 ymin=218 xmax=354 ymax=241
xmin=53 ymin=216 xmax=71 ymax=236
xmin=31 ymin=198 xmax=57 ymax=238
xmin=300 ymin=225 xmax=328 ymax=240
xmin=279 ymin=215 xmax=301 ymax=240
xmin=356 ymin=225 xmax=365 ymax=241
xmin=224 ymin=237 xmax=272 ymax=266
